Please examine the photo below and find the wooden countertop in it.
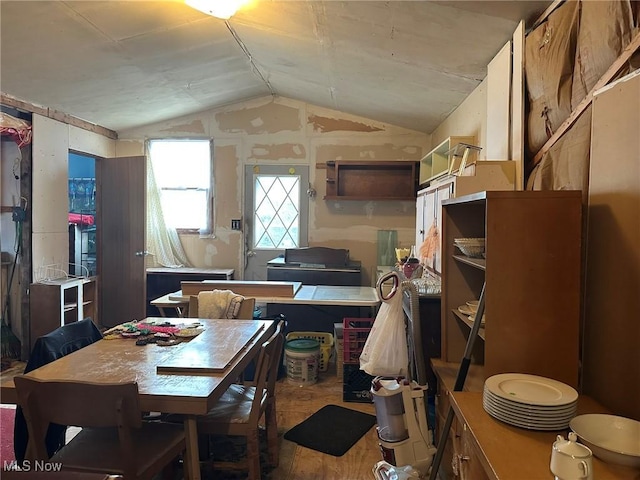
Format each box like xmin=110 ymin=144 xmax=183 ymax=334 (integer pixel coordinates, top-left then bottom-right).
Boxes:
xmin=450 ymin=391 xmax=640 ymax=480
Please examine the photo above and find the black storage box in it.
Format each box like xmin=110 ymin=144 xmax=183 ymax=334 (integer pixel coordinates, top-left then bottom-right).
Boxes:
xmin=343 ymin=363 xmax=374 ymax=403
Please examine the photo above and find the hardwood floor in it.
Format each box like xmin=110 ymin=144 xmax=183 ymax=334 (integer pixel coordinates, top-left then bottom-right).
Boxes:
xmin=1 ymin=361 xmax=384 ymax=479
xmin=271 ymin=364 xmax=381 ymax=480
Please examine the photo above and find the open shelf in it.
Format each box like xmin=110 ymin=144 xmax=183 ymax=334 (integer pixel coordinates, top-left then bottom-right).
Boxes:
xmin=452 ymin=309 xmax=485 ymax=340
xmin=452 ymin=254 xmax=486 ymax=270
xmin=324 ymin=160 xmax=419 ymax=200
xmin=441 ymin=190 xmax=582 ymax=388
xmin=419 ymin=136 xmax=476 ymax=185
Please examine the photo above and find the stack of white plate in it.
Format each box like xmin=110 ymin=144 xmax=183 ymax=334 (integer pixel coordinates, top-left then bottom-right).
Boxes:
xmin=483 ymin=373 xmax=578 ymax=431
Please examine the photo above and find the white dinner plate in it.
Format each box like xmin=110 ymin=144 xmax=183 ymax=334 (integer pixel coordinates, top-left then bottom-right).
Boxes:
xmin=468 ymin=314 xmax=486 ymax=325
xmin=482 ymin=399 xmax=575 ymax=426
xmin=483 ymin=396 xmax=576 ymax=421
xmin=483 ymin=387 xmax=577 ymax=413
xmin=484 ymin=373 xmax=578 ymax=407
xmin=457 ymin=305 xmax=474 ymax=315
xmin=483 ymin=401 xmax=572 ymax=431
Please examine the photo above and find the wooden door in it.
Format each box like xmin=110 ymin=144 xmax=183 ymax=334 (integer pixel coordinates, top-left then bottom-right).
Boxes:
xmin=96 ymin=156 xmax=146 ymax=327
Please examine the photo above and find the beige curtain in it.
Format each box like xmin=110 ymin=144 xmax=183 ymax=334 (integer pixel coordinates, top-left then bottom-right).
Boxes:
xmin=146 ymin=155 xmax=191 ymax=267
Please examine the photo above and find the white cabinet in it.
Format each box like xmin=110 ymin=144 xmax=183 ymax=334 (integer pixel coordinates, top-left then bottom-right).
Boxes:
xmin=416 ymin=182 xmax=452 ymax=273
xmin=29 ymin=277 xmax=98 ymax=349
xmin=415 ymin=161 xmax=516 ymax=273
xmin=419 ymin=136 xmax=476 ymax=185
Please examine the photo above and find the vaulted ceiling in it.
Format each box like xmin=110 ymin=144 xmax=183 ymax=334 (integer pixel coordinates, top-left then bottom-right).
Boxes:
xmin=0 ymin=0 xmax=552 ymax=134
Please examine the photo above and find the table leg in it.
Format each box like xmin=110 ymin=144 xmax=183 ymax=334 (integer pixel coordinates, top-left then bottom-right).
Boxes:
xmin=184 ymin=415 xmax=201 ymax=480
xmin=156 ymin=307 xmax=167 ymax=317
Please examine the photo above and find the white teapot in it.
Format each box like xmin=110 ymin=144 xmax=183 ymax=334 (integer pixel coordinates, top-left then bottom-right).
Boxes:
xmin=550 ymin=432 xmax=593 ymax=480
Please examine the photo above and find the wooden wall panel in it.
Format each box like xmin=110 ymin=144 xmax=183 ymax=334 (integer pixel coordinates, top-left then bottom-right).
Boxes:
xmin=511 ymin=21 xmax=525 ymax=190
xmin=583 ymin=70 xmax=640 ymax=420
xmin=486 ymin=41 xmax=511 ymax=160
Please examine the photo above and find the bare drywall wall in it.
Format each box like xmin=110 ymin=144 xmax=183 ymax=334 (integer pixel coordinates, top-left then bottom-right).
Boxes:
xmin=31 ymin=115 xmax=69 ymax=280
xmin=216 ymin=102 xmax=302 ymax=134
xmin=29 ymin=115 xmax=116 ymax=281
xmin=431 ymin=78 xmax=487 ymax=157
xmin=118 ymin=96 xmax=429 ymax=284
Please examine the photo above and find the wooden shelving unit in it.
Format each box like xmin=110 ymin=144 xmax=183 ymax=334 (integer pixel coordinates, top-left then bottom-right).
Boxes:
xmin=29 ymin=276 xmax=98 ymax=349
xmin=324 ymin=160 xmax=419 ymax=200
xmin=437 ymin=190 xmax=583 ymax=389
xmin=431 ymin=190 xmax=583 ymax=480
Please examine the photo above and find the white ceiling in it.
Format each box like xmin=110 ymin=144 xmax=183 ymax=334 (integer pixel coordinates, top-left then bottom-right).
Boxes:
xmin=0 ymin=0 xmax=551 ymax=134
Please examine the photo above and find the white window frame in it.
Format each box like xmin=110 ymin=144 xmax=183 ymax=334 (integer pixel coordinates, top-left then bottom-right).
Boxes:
xmin=147 ymin=138 xmax=214 ymax=234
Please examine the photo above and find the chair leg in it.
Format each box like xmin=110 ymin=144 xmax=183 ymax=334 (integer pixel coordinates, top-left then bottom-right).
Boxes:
xmin=266 ymin=405 xmax=279 ymax=467
xmin=246 ymin=431 xmax=262 ymax=480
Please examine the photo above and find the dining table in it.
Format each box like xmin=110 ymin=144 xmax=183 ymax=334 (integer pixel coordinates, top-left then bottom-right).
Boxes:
xmin=151 ymin=283 xmax=381 ymax=318
xmin=0 ymin=317 xmax=275 ymax=480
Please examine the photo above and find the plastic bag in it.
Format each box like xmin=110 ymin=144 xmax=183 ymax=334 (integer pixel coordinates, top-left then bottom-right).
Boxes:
xmin=373 ymin=461 xmax=422 ymax=480
xmin=360 ymin=272 xmax=408 ymax=376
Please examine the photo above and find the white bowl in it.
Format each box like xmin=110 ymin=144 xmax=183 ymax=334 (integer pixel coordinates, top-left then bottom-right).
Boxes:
xmin=569 ymin=414 xmax=640 ymax=468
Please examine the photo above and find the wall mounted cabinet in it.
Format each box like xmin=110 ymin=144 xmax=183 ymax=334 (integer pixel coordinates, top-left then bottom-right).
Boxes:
xmin=419 ymin=136 xmax=476 ymax=186
xmin=324 ymin=161 xmax=419 ymax=200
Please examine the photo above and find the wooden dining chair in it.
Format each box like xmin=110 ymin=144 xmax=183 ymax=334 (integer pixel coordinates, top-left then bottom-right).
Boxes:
xmin=14 ymin=317 xmax=103 ymax=463
xmin=197 ymin=320 xmax=285 ymax=480
xmin=14 ymin=377 xmax=186 ymax=480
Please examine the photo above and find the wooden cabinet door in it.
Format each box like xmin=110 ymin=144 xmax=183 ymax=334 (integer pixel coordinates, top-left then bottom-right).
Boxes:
xmin=434 ymin=181 xmax=453 ymax=273
xmin=459 ymin=422 xmax=490 ymax=480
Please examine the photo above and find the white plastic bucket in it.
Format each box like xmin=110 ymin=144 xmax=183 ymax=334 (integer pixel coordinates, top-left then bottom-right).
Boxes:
xmin=285 ymin=338 xmax=320 ymax=386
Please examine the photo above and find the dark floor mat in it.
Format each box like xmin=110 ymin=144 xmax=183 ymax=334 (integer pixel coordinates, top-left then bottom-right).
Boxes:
xmin=283 ymin=404 xmax=376 ymax=457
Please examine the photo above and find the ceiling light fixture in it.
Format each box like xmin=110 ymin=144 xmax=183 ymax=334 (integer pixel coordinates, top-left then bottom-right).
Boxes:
xmin=186 ymin=0 xmax=245 ymax=20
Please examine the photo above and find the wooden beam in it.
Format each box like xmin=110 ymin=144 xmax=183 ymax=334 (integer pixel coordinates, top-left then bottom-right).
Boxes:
xmin=0 ymin=93 xmax=117 ymax=140
xmin=530 ymin=30 xmax=640 ymax=169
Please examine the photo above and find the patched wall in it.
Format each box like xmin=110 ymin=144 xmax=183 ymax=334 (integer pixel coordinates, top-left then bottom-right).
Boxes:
xmin=118 ymin=96 xmax=430 ymax=285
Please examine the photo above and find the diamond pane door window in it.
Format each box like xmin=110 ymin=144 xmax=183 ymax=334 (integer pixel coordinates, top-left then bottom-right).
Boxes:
xmin=244 ymin=165 xmax=309 ymax=281
xmin=254 ymin=175 xmax=300 ymax=249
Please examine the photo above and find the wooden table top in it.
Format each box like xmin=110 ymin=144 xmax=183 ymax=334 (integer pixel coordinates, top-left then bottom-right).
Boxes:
xmin=166 ymin=284 xmax=380 ymax=307
xmin=450 ymin=391 xmax=640 ymax=480
xmin=1 ymin=318 xmax=273 ymax=416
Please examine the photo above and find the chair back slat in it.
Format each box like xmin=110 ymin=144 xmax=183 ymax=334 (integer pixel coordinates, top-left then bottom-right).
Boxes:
xmin=15 ymin=377 xmax=142 ymax=429
xmin=248 ymin=321 xmax=284 ymax=422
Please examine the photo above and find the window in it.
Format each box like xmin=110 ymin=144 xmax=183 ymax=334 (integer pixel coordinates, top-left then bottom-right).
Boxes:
xmin=253 ymin=174 xmax=301 ymax=249
xmin=148 ymin=139 xmax=213 ymax=233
